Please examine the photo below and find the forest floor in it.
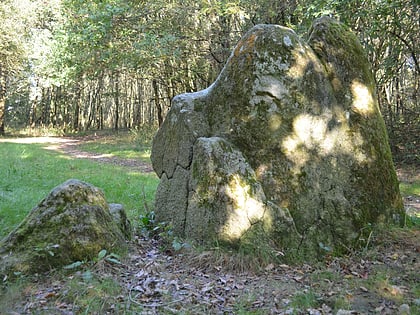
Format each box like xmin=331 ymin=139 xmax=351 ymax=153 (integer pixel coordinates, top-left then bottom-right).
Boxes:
xmin=1 ymin=135 xmax=419 ymax=314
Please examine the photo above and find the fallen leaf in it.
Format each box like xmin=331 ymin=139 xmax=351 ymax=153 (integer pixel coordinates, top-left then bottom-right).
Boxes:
xmin=360 ymin=286 xmax=368 ymax=292
xmin=201 ymin=284 xmax=214 ymax=293
xmin=265 ymin=263 xmax=275 ymax=271
xmin=293 ymin=276 xmax=304 ymax=283
xmin=375 ymin=305 xmax=384 ymax=312
xmin=43 ymin=291 xmax=56 ymax=299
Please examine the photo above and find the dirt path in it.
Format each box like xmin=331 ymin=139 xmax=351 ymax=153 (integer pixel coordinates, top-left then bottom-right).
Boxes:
xmin=50 ymin=137 xmax=154 ymax=174
xmin=0 ymin=136 xmax=154 ymax=173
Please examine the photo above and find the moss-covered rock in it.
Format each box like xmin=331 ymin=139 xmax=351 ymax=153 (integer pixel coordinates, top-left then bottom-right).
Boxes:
xmin=151 ymin=17 xmax=404 ymax=261
xmin=0 ymin=179 xmax=131 ymax=276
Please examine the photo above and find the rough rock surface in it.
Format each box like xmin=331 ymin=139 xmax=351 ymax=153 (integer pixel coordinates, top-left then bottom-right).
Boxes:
xmin=0 ymin=179 xmax=131 ymax=275
xmin=151 ymin=17 xmax=404 ymax=260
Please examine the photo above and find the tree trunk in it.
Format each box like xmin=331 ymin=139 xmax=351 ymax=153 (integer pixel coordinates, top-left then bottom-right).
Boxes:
xmin=135 ymin=78 xmax=144 ymax=128
xmin=53 ymin=85 xmax=62 ymax=128
xmin=41 ymin=87 xmax=51 ymax=126
xmin=114 ymin=71 xmax=120 ymax=131
xmin=153 ymin=79 xmax=163 ymax=126
xmin=0 ymin=68 xmax=6 ymax=135
xmin=73 ymin=85 xmax=80 ymax=131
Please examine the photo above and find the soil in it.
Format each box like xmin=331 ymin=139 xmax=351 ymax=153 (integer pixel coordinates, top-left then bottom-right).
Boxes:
xmin=45 ymin=135 xmax=155 ymax=173
xmin=1 ymin=135 xmax=419 ymax=314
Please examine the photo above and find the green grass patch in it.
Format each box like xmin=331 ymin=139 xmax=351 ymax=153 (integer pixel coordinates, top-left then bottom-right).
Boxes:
xmin=0 ymin=141 xmax=158 ymax=239
xmin=61 ymin=273 xmax=128 ymax=314
xmin=76 ymin=128 xmax=156 ymax=164
xmin=291 ymin=290 xmax=321 ymax=310
xmin=399 ymin=181 xmax=420 ymax=196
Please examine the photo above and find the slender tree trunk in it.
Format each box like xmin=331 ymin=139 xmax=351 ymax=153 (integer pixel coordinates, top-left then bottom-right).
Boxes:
xmin=136 ymin=78 xmax=143 ymax=128
xmin=41 ymin=87 xmax=51 ymax=126
xmin=73 ymin=79 xmax=82 ymax=131
xmin=114 ymin=71 xmax=120 ymax=131
xmin=87 ymin=76 xmax=103 ymax=130
xmin=53 ymin=85 xmax=62 ymax=128
xmin=395 ymin=77 xmax=402 ymax=120
xmin=153 ymin=79 xmax=163 ymax=126
xmin=0 ymin=68 xmax=6 ymax=135
xmin=30 ymin=96 xmax=39 ymax=127
xmin=99 ymin=105 xmax=103 ymax=130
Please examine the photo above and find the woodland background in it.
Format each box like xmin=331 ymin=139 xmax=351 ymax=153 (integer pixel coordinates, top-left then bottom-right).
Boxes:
xmin=0 ymin=0 xmax=419 ymax=163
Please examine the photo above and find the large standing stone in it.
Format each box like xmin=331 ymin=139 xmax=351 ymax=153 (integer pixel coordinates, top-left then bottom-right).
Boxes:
xmin=151 ymin=17 xmax=404 ymax=260
xmin=0 ymin=179 xmax=131 ymax=275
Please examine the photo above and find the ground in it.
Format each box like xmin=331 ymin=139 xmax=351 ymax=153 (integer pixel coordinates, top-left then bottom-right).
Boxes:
xmin=0 ymin=135 xmax=419 ymax=314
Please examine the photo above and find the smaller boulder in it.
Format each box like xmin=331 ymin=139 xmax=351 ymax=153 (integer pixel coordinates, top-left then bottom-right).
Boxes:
xmin=0 ymin=179 xmax=131 ymax=276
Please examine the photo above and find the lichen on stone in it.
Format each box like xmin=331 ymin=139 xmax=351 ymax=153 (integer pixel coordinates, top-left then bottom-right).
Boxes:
xmin=0 ymin=179 xmax=131 ymax=276
xmin=151 ymin=17 xmax=404 ymax=262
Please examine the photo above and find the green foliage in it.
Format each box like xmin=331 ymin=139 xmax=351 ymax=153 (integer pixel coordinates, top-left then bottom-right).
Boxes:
xmin=63 ymin=260 xmax=84 ymax=270
xmin=0 ymin=0 xmax=417 ymax=138
xmin=63 ymin=249 xmax=121 ymax=273
xmin=93 ymin=249 xmax=122 ymax=265
xmin=139 ymin=210 xmax=190 ymax=252
xmin=0 ymin=0 xmax=33 ymax=72
xmin=139 ymin=210 xmax=162 ymax=238
xmin=399 ymin=177 xmax=420 ymax=227
xmin=405 ymin=214 xmax=420 ymax=228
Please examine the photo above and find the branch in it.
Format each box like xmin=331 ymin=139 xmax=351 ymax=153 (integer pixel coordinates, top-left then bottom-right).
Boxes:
xmin=389 ymin=30 xmax=420 ymax=74
xmin=208 ymin=47 xmax=223 ymax=64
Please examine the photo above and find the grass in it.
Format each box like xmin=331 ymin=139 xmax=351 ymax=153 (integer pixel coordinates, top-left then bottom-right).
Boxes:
xmin=399 ymin=175 xmax=420 ymax=225
xmin=0 ymin=268 xmax=146 ymax=314
xmin=400 ymin=181 xmax=420 ymax=197
xmin=0 ymin=130 xmax=158 ymax=313
xmin=290 ymin=290 xmax=321 ymax=311
xmin=76 ymin=128 xmax=156 ymax=164
xmin=60 ymin=272 xmax=129 ymax=314
xmin=0 ymin=135 xmax=158 ymax=239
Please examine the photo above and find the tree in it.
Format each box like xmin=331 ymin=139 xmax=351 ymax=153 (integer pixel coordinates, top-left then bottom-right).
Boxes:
xmin=1 ymin=0 xmax=417 ymax=147
xmin=0 ymin=0 xmax=32 ymax=134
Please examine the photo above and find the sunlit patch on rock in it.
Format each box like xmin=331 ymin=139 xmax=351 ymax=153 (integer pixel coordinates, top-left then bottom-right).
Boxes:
xmin=151 ymin=17 xmax=404 ymax=261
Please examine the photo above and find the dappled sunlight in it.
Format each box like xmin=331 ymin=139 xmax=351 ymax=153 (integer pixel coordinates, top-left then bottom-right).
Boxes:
xmin=268 ymin=113 xmax=282 ymax=131
xmin=151 ymin=19 xmax=407 ymax=267
xmin=282 ymin=114 xmax=328 ymax=167
xmin=351 ymin=81 xmax=375 ymax=115
xmin=282 ymin=111 xmax=370 ymax=168
xmin=0 ymin=137 xmax=78 ymax=144
xmin=281 ymin=79 xmax=377 ymax=168
xmin=66 ymin=152 xmax=114 ymax=159
xmin=218 ymin=174 xmax=266 ymax=242
xmin=288 ymin=46 xmax=314 ymax=79
xmin=122 ymin=150 xmax=151 ymax=160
